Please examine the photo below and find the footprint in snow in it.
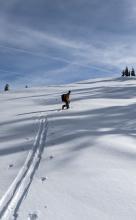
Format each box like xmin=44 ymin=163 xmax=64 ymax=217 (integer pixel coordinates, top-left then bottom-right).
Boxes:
xmin=41 ymin=176 xmax=48 ymax=182
xmin=28 ymin=212 xmax=38 ymax=220
xmin=8 ymin=164 xmax=14 ymax=168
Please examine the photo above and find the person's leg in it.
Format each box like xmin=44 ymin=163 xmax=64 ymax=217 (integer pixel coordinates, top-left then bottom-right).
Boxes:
xmin=66 ymin=101 xmax=69 ymax=109
xmin=62 ymin=103 xmax=66 ymax=109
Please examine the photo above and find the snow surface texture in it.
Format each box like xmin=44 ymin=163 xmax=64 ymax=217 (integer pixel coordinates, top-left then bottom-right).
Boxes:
xmin=0 ymin=117 xmax=48 ymax=219
xmin=0 ymin=77 xmax=136 ymax=219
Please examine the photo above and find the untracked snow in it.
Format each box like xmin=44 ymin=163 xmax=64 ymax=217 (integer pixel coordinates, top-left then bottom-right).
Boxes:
xmin=0 ymin=77 xmax=136 ymax=219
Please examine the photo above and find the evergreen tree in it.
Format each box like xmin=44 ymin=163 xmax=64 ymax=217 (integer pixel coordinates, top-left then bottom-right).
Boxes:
xmin=4 ymin=84 xmax=9 ymax=91
xmin=122 ymin=70 xmax=125 ymax=76
xmin=131 ymin=68 xmax=135 ymax=77
xmin=124 ymin=66 xmax=129 ymax=76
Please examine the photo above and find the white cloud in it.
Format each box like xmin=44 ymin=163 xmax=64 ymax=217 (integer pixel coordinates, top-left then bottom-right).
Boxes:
xmin=0 ymin=0 xmax=136 ymax=86
xmin=0 ymin=21 xmax=134 ymax=71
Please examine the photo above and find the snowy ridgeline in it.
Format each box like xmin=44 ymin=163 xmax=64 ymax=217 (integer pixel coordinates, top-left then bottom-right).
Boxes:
xmin=0 ymin=77 xmax=136 ymax=220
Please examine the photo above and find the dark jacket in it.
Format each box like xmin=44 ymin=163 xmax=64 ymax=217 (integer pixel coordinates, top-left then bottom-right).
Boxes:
xmin=61 ymin=91 xmax=71 ymax=103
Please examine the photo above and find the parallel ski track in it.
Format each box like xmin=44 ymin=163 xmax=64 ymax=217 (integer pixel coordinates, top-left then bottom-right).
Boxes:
xmin=0 ymin=117 xmax=48 ymax=220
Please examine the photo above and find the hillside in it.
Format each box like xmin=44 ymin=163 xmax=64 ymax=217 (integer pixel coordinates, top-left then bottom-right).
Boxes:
xmin=0 ymin=77 xmax=136 ymax=220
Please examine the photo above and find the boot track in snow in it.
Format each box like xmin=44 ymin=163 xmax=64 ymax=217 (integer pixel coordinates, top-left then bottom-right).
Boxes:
xmin=0 ymin=117 xmax=48 ymax=220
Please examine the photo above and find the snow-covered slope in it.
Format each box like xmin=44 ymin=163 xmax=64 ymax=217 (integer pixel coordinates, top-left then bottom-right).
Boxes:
xmin=1 ymin=77 xmax=136 ymax=220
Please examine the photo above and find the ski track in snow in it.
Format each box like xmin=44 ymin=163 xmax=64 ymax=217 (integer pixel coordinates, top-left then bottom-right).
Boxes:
xmin=0 ymin=116 xmax=48 ymax=220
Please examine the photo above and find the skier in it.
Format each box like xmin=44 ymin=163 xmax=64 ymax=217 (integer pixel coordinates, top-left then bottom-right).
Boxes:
xmin=61 ymin=90 xmax=71 ymax=110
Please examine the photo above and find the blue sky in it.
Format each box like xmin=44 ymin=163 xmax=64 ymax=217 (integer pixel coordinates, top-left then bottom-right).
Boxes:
xmin=0 ymin=0 xmax=136 ymax=87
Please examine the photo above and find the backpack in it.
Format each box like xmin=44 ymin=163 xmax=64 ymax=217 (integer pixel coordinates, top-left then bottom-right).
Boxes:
xmin=61 ymin=94 xmax=66 ymax=102
xmin=61 ymin=92 xmax=70 ymax=102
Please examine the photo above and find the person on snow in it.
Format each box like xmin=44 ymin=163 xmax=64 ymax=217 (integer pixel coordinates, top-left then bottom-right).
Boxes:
xmin=61 ymin=90 xmax=71 ymax=110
